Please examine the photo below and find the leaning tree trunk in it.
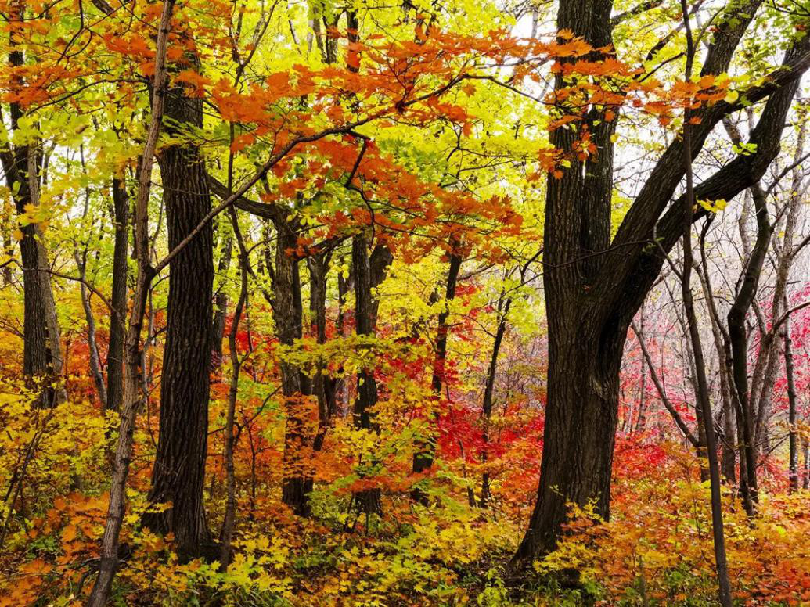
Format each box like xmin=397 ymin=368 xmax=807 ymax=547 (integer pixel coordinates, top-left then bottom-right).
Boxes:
xmin=86 ymin=1 xmax=174 ymax=600
xmin=143 ymin=69 xmax=215 ymax=559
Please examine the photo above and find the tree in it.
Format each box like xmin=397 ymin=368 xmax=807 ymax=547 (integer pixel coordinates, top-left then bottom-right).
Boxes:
xmin=1 ymin=0 xmax=64 ymax=407
xmin=513 ymin=0 xmax=810 ymax=566
xmin=141 ymin=46 xmax=216 ymax=557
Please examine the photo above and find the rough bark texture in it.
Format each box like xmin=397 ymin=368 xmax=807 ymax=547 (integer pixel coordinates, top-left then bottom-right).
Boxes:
xmin=143 ymin=66 xmax=215 ymax=558
xmin=106 ymin=177 xmax=129 ymax=412
xmin=512 ymin=0 xmax=618 ymax=564
xmin=513 ymin=0 xmax=808 ymax=567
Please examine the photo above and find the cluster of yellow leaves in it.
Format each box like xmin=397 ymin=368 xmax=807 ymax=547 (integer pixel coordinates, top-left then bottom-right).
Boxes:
xmin=0 ymin=382 xmax=113 ymax=606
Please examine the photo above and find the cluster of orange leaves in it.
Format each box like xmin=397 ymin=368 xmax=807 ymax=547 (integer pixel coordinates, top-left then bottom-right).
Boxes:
xmin=546 ymin=437 xmax=810 ymax=605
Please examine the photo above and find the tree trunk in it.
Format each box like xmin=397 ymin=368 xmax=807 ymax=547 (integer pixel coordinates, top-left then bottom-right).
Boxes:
xmin=76 ymin=251 xmax=107 ymax=408
xmin=105 ymin=177 xmax=129 ymax=412
xmin=1 ymin=12 xmax=64 ymax=406
xmin=275 ymin=219 xmax=313 ymax=516
xmin=309 ymin=251 xmax=336 ymax=452
xmin=219 ymin=210 xmax=248 ymax=569
xmin=143 ymin=67 xmax=215 ymax=559
xmin=727 ymin=182 xmax=770 ymax=513
xmin=351 ymin=232 xmax=384 ymax=517
xmin=511 ymin=0 xmax=802 ymax=568
xmin=677 ymin=25 xmax=732 ymax=601
xmin=87 ymin=2 xmax=174 ymax=601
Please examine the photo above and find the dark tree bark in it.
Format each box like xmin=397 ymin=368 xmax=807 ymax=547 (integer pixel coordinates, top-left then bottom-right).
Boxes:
xmin=309 ymin=250 xmax=338 ymax=452
xmin=275 ymin=218 xmax=314 ymax=516
xmin=431 ymin=252 xmax=462 ymax=394
xmin=142 ymin=58 xmax=216 ymax=559
xmin=351 ymin=232 xmax=389 ymax=517
xmin=106 ymin=177 xmax=129 ymax=412
xmin=726 ymin=181 xmax=770 ymax=513
xmin=512 ymin=0 xmax=809 ymax=567
xmin=1 ymin=2 xmax=63 ymax=407
xmin=633 ymin=310 xmax=648 ymax=434
xmin=207 ymin=175 xmax=317 ymax=516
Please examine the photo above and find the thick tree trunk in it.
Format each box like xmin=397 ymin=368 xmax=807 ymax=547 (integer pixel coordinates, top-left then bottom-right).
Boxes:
xmin=514 ymin=320 xmax=625 ymax=562
xmin=105 ymin=177 xmax=129 ymax=412
xmin=513 ymin=0 xmax=618 ymax=566
xmin=143 ymin=73 xmax=215 ymax=558
xmin=512 ymin=0 xmax=805 ymax=568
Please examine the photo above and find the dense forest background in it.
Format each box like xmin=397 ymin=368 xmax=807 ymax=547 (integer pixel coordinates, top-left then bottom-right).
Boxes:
xmin=0 ymin=0 xmax=809 ymax=603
